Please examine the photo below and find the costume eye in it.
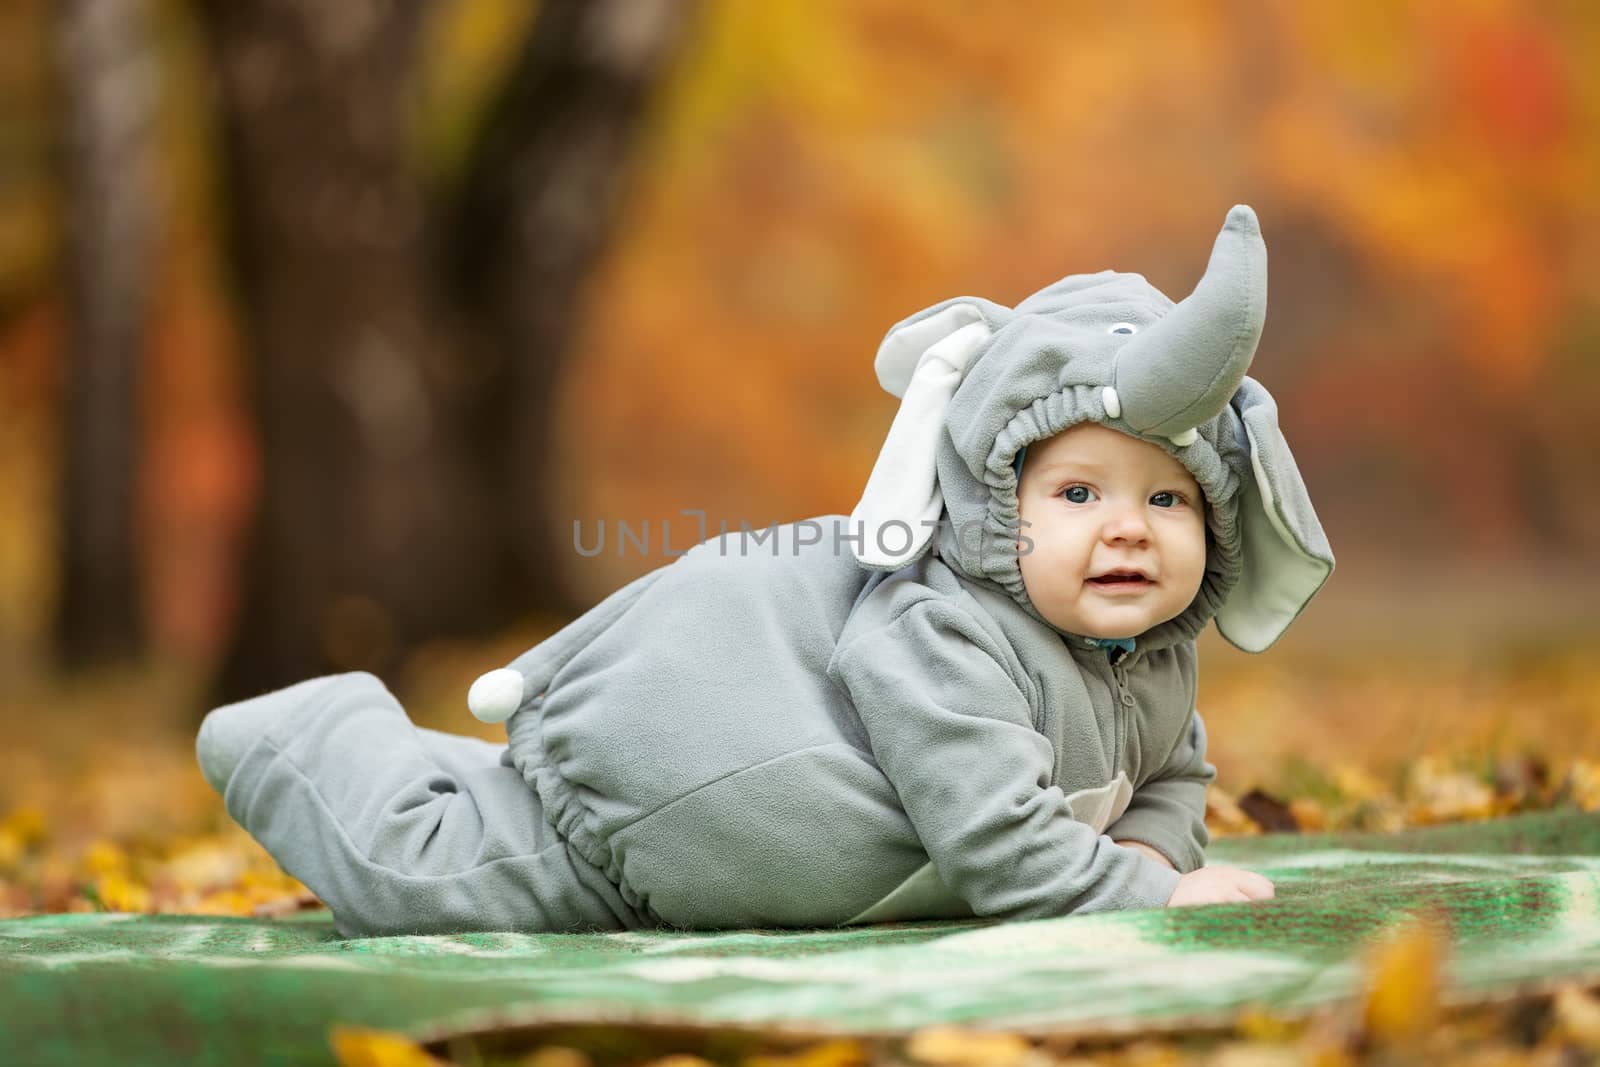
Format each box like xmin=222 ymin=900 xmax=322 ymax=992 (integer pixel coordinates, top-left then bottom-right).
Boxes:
xmin=1062 ymin=485 xmax=1096 ymax=504
xmin=1151 ymin=491 xmax=1183 ymax=508
xmin=1109 ymin=322 xmax=1138 ymax=335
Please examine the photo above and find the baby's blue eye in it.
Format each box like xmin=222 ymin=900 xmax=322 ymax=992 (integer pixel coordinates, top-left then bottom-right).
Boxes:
xmin=1151 ymin=492 xmax=1181 ymax=508
xmin=1062 ymin=486 xmax=1094 ymax=503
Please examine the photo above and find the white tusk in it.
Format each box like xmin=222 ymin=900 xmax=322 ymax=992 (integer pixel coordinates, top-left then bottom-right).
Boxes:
xmin=1168 ymin=428 xmax=1199 ymax=447
xmin=1102 ymin=386 xmax=1122 ymax=419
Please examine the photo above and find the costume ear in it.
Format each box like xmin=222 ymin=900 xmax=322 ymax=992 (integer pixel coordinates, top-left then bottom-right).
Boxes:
xmin=1214 ymin=377 xmax=1335 ymax=652
xmin=849 ymin=300 xmax=1004 ymax=569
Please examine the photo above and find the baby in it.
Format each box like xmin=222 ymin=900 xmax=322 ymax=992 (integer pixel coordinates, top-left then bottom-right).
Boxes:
xmin=197 ymin=205 xmax=1333 ymax=937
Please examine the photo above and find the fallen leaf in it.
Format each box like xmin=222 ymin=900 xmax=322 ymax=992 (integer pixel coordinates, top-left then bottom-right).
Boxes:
xmin=1345 ymin=799 xmax=1407 ymax=834
xmin=1493 ymin=754 xmax=1549 ymax=806
xmin=1206 ymin=786 xmax=1261 ymax=837
xmin=252 ymin=889 xmax=325 ymax=918
xmin=1203 ymin=1041 xmax=1307 ymax=1067
xmin=1404 ymin=757 xmax=1496 ymax=825
xmin=521 ymin=1048 xmax=593 ymax=1067
xmin=1 ymin=806 xmax=48 ymax=847
xmin=82 ymin=838 xmax=130 ymax=877
xmin=743 ymin=1039 xmax=869 ymax=1067
xmin=638 ymin=1056 xmax=717 ymax=1067
xmin=191 ymin=888 xmax=254 ymax=916
xmin=905 ymin=1026 xmax=1037 ymax=1067
xmin=1238 ymin=788 xmax=1299 ymax=833
xmin=94 ymin=871 xmax=151 ymax=913
xmin=1551 ymin=984 xmax=1600 ymax=1047
xmin=1563 ymin=760 xmax=1600 ymax=812
xmin=1233 ymin=1007 xmax=1301 ymax=1042
xmin=1288 ymin=797 xmax=1327 ymax=832
xmin=329 ymin=1026 xmax=447 ymax=1067
xmin=1330 ymin=764 xmax=1387 ymax=803
xmin=1360 ymin=916 xmax=1447 ymax=1045
xmin=1105 ymin=1040 xmax=1183 ymax=1066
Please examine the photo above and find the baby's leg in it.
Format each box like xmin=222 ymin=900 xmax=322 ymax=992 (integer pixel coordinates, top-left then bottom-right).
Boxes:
xmin=200 ymin=672 xmax=643 ymax=938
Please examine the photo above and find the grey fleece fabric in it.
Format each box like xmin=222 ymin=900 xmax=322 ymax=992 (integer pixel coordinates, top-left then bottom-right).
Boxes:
xmin=209 ymin=674 xmax=644 ymax=938
xmin=198 ymin=204 xmax=1333 ymax=937
xmin=499 ymin=520 xmax=1203 ymax=930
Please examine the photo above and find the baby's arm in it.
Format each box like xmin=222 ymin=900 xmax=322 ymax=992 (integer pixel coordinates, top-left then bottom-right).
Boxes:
xmin=1104 ymin=708 xmax=1215 ymax=873
xmin=829 ymin=598 xmax=1182 ymax=919
xmin=1103 ymin=709 xmax=1274 ymax=906
xmin=1115 ymin=840 xmax=1176 ymax=869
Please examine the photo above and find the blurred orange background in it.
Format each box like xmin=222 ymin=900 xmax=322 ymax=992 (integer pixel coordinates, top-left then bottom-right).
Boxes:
xmin=1 ymin=0 xmax=1597 ymax=798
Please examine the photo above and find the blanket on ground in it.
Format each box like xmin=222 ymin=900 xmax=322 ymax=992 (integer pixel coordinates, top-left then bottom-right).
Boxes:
xmin=3 ymin=810 xmax=1598 ymax=1066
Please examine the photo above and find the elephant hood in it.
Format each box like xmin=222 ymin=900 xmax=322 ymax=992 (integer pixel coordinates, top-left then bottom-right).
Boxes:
xmin=847 ymin=205 xmax=1334 ymax=654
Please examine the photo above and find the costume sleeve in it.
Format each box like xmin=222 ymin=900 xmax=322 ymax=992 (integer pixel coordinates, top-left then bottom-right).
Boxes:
xmin=829 ymin=598 xmax=1181 ymax=917
xmin=1104 ymin=708 xmax=1215 ymax=872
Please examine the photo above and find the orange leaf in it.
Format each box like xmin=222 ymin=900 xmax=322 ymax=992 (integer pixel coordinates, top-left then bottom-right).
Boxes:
xmin=1360 ymin=916 xmax=1447 ymax=1045
xmin=328 ymin=1026 xmax=446 ymax=1067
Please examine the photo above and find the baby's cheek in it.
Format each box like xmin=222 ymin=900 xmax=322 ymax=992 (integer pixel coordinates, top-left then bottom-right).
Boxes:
xmin=1175 ymin=525 xmax=1209 ymax=582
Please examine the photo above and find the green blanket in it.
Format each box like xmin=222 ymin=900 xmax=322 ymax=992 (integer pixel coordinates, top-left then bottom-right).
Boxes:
xmin=4 ymin=810 xmax=1599 ymax=1066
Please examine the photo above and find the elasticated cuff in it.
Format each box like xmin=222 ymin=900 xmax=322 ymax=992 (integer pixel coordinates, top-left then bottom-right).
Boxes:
xmin=1122 ymin=852 xmax=1183 ymax=910
xmin=1108 ymin=810 xmax=1208 ymax=874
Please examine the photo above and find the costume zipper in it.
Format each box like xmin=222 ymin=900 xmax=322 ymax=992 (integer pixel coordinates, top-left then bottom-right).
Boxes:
xmin=1108 ymin=647 xmax=1139 ymax=775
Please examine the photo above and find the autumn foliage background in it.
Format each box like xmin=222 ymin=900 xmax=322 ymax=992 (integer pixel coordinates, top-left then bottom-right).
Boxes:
xmin=1 ymin=1 xmax=1599 ymax=922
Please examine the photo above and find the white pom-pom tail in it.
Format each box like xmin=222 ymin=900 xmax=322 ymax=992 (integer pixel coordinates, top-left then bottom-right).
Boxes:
xmin=467 ymin=668 xmax=525 ymax=723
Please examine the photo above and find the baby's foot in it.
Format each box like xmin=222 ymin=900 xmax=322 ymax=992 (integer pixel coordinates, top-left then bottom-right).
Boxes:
xmin=195 ymin=676 xmax=340 ymax=794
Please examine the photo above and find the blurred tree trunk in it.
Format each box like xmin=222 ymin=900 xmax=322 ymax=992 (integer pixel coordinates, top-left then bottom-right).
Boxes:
xmin=446 ymin=0 xmax=696 ymax=609
xmin=203 ymin=0 xmax=695 ymax=701
xmin=52 ymin=0 xmax=161 ymax=669
xmin=202 ymin=0 xmax=512 ymax=700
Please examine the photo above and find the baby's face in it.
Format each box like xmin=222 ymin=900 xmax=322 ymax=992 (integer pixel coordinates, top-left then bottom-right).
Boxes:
xmin=1016 ymin=423 xmax=1207 ymax=640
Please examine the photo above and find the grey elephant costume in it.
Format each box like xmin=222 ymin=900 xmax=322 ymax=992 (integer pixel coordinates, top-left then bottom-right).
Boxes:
xmin=198 ymin=205 xmax=1333 ymax=938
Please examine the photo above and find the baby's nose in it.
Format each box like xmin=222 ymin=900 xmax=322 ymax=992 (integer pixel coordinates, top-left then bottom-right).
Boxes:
xmin=1102 ymin=508 xmax=1152 ymax=542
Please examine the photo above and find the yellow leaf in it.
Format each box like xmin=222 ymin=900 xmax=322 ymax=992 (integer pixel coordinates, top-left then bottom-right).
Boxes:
xmin=1105 ymin=1041 xmax=1183 ymax=1066
xmin=2 ymin=805 xmax=47 ymax=846
xmin=1406 ymin=781 xmax=1496 ymax=825
xmin=1566 ymin=760 xmax=1600 ymax=812
xmin=240 ymin=867 xmax=305 ymax=891
xmin=1347 ymin=800 xmax=1406 ymax=835
xmin=95 ymin=872 xmax=151 ymax=913
xmin=82 ymin=839 xmax=129 ymax=877
xmin=329 ymin=1026 xmax=446 ymax=1067
xmin=159 ymin=841 xmax=245 ymax=891
xmin=0 ymin=828 xmax=22 ymax=872
xmin=744 ymin=1039 xmax=869 ymax=1067
xmin=904 ymin=1027 xmax=1036 ymax=1067
xmin=1306 ymin=1050 xmax=1357 ymax=1067
xmin=1360 ymin=917 xmax=1447 ymax=1044
xmin=1330 ymin=764 xmax=1387 ymax=803
xmin=521 ymin=1048 xmax=593 ymax=1067
xmin=191 ymin=889 xmax=255 ymax=916
xmin=1202 ymin=1041 xmax=1311 ymax=1067
xmin=1551 ymin=984 xmax=1600 ymax=1048
xmin=1404 ymin=757 xmax=1496 ymax=825
xmin=1233 ymin=1007 xmax=1300 ymax=1042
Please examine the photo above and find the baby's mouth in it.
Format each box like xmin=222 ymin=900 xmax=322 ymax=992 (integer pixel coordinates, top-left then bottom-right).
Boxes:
xmin=1087 ymin=572 xmax=1153 ymax=587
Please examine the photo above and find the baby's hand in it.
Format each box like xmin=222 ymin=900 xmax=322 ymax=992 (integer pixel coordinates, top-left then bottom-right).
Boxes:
xmin=1166 ymin=865 xmax=1275 ymax=907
